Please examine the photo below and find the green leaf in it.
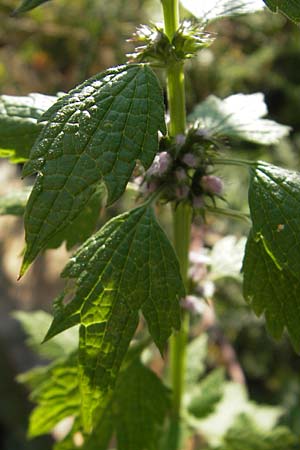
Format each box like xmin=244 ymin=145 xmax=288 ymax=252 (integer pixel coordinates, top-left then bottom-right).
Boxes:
xmin=21 ymin=64 xmax=166 ymax=275
xmin=263 ymin=0 xmax=300 ymax=22
xmin=26 ymin=354 xmax=80 ymax=437
xmin=185 ymin=334 xmax=208 ymax=386
xmin=188 ymin=94 xmax=290 ymax=145
xmin=115 ymin=359 xmax=170 ymax=450
xmin=23 ymin=358 xmax=169 ymax=450
xmin=221 ymin=413 xmax=296 ymax=450
xmin=242 ymin=231 xmax=300 ymax=351
xmin=45 ymin=205 xmax=183 ymax=427
xmin=187 ymin=369 xmax=225 ymax=419
xmin=0 ymin=187 xmax=31 ymax=215
xmin=13 ymin=310 xmax=78 ymax=359
xmin=12 ymin=0 xmax=50 ymax=15
xmin=0 ymin=93 xmax=57 ymax=162
xmin=191 ymin=382 xmax=283 ymax=447
xmin=180 ymin=0 xmax=265 ymax=22
xmin=248 ymin=162 xmax=300 ymax=278
xmin=46 ymin=182 xmax=105 ymax=251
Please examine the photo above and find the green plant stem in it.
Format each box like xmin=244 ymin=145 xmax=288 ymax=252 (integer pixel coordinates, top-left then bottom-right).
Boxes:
xmin=170 ymin=204 xmax=192 ymax=417
xmin=162 ymin=0 xmax=192 ymax=419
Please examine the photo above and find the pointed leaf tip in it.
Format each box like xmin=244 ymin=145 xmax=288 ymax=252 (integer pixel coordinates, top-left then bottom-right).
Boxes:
xmin=46 ymin=205 xmax=183 ymax=425
xmin=22 ymin=64 xmax=166 ymax=267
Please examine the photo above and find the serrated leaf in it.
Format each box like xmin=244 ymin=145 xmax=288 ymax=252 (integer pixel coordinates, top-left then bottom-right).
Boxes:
xmin=180 ymin=0 xmax=265 ymax=22
xmin=242 ymin=231 xmax=300 ymax=351
xmin=12 ymin=0 xmax=50 ymax=15
xmin=248 ymin=162 xmax=300 ymax=278
xmin=0 ymin=93 xmax=56 ymax=162
xmin=45 ymin=205 xmax=183 ymax=427
xmin=115 ymin=359 xmax=170 ymax=450
xmin=263 ymin=0 xmax=300 ymax=22
xmin=21 ymin=64 xmax=166 ymax=275
xmin=221 ymin=413 xmax=296 ymax=450
xmin=23 ymin=357 xmax=169 ymax=450
xmin=26 ymin=354 xmax=80 ymax=437
xmin=187 ymin=369 xmax=225 ymax=419
xmin=188 ymin=94 xmax=290 ymax=145
xmin=13 ymin=310 xmax=78 ymax=359
xmin=0 ymin=187 xmax=31 ymax=215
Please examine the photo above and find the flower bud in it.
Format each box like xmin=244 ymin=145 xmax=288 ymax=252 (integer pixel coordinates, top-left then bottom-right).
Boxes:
xmin=192 ymin=195 xmax=204 ymax=209
xmin=175 ymin=184 xmax=189 ymax=200
xmin=175 ymin=167 xmax=187 ymax=182
xmin=201 ymin=175 xmax=224 ymax=195
xmin=182 ymin=152 xmax=199 ymax=168
xmin=181 ymin=295 xmax=205 ymax=315
xmin=147 ymin=151 xmax=172 ymax=177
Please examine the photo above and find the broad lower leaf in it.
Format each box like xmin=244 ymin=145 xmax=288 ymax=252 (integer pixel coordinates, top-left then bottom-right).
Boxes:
xmin=115 ymin=359 xmax=170 ymax=450
xmin=187 ymin=369 xmax=225 ymax=419
xmin=263 ymin=0 xmax=300 ymax=22
xmin=45 ymin=205 xmax=183 ymax=427
xmin=0 ymin=93 xmax=56 ymax=162
xmin=188 ymin=94 xmax=290 ymax=145
xmin=14 ymin=310 xmax=78 ymax=359
xmin=0 ymin=187 xmax=31 ymax=215
xmin=249 ymin=162 xmax=300 ymax=278
xmin=181 ymin=0 xmax=265 ymax=22
xmin=221 ymin=413 xmax=296 ymax=450
xmin=13 ymin=0 xmax=50 ymax=15
xmin=25 ymin=354 xmax=80 ymax=437
xmin=242 ymin=231 xmax=300 ymax=351
xmin=21 ymin=64 xmax=166 ymax=275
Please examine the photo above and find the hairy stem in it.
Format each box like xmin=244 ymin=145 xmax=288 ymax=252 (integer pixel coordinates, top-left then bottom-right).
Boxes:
xmin=162 ymin=0 xmax=192 ymax=419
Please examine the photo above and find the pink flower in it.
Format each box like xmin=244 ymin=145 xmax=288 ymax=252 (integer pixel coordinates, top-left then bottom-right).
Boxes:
xmin=201 ymin=175 xmax=224 ymax=195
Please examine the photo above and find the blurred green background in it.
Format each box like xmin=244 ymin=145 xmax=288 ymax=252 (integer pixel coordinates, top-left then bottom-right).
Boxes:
xmin=1 ymin=1 xmax=300 ymax=449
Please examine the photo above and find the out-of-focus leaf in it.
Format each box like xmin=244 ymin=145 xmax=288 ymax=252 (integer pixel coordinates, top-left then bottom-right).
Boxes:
xmin=13 ymin=310 xmax=78 ymax=360
xmin=185 ymin=334 xmax=208 ymax=386
xmin=188 ymin=94 xmax=290 ymax=145
xmin=188 ymin=369 xmax=225 ymax=419
xmin=210 ymin=236 xmax=246 ymax=280
xmin=192 ymin=382 xmax=283 ymax=446
xmin=221 ymin=413 xmax=296 ymax=450
xmin=21 ymin=358 xmax=169 ymax=450
xmin=181 ymin=0 xmax=265 ymax=22
xmin=0 ymin=93 xmax=56 ymax=162
xmin=0 ymin=187 xmax=31 ymax=215
xmin=25 ymin=354 xmax=80 ymax=437
xmin=13 ymin=0 xmax=50 ymax=15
